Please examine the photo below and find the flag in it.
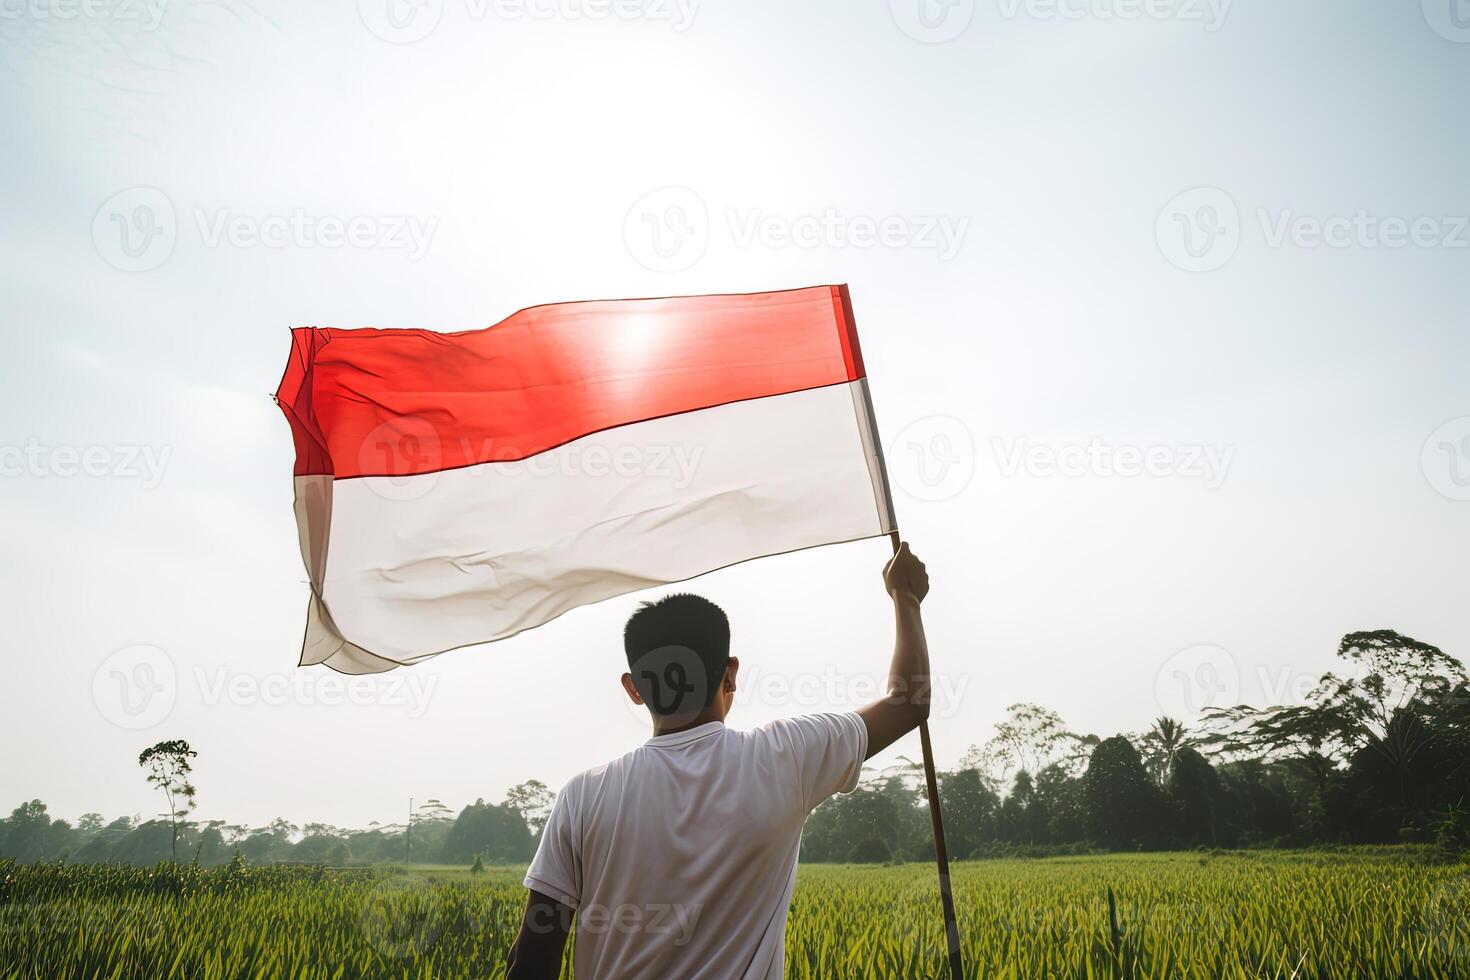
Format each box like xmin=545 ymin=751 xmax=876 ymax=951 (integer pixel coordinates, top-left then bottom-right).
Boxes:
xmin=275 ymin=285 xmax=896 ymax=673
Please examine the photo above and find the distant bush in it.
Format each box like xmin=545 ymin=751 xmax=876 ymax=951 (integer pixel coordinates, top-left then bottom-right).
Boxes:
xmin=1434 ymin=804 xmax=1470 ymax=859
xmin=848 ymin=837 xmax=892 ymax=864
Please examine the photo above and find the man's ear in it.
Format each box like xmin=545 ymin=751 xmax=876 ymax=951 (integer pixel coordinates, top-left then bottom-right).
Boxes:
xmin=723 ymin=656 xmax=739 ymax=694
xmin=621 ymin=671 xmax=644 ymax=705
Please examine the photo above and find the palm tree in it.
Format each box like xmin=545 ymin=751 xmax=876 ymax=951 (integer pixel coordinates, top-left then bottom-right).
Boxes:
xmin=1142 ymin=717 xmax=1189 ymax=787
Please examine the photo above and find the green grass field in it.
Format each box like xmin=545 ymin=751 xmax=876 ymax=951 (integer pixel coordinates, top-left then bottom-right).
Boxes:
xmin=3 ymin=849 xmax=1468 ymax=978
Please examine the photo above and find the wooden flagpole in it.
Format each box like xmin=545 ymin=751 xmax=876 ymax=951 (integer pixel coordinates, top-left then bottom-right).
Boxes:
xmin=842 ymin=285 xmax=961 ymax=976
xmin=887 ymin=529 xmax=964 ymax=978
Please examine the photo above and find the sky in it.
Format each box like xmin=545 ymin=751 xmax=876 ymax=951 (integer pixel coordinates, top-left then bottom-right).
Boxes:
xmin=1 ymin=0 xmax=1466 ymax=830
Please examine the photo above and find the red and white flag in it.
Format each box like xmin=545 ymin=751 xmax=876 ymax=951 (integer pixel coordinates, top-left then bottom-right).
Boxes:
xmin=276 ymin=285 xmax=897 ymax=673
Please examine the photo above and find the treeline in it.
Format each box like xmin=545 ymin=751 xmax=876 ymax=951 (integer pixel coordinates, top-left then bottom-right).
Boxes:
xmin=804 ymin=629 xmax=1470 ymax=862
xmin=4 ymin=629 xmax=1465 ymax=868
xmin=0 ymin=787 xmax=553 ymax=869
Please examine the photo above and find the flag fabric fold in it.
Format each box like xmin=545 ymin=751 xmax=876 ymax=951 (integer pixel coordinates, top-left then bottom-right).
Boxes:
xmin=276 ymin=284 xmax=895 ymax=673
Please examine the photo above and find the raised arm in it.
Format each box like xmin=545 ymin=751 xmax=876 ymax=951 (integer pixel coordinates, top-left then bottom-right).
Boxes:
xmin=856 ymin=541 xmax=931 ymax=759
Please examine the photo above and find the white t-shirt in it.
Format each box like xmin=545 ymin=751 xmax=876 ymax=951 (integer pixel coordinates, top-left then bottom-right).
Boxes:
xmin=523 ymin=713 xmax=868 ymax=979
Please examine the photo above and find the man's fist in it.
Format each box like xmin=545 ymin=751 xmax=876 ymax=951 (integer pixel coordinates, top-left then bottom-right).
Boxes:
xmin=883 ymin=541 xmax=929 ymax=604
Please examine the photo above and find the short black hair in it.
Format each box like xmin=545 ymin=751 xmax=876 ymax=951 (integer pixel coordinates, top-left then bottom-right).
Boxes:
xmin=623 ymin=593 xmax=730 ymax=717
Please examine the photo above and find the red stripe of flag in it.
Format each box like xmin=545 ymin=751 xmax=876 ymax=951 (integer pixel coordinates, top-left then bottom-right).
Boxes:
xmin=276 ymin=285 xmax=864 ymax=479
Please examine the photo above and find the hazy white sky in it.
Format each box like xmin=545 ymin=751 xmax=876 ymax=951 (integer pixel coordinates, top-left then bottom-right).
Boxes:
xmin=2 ymin=0 xmax=1466 ymax=829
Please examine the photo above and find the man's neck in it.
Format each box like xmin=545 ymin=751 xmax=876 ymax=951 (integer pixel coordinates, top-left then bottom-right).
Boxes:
xmin=651 ymin=708 xmax=726 ymax=737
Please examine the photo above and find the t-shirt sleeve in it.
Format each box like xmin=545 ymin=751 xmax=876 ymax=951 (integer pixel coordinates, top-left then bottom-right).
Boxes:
xmin=767 ymin=712 xmax=868 ymax=812
xmin=522 ymin=777 xmax=581 ymax=910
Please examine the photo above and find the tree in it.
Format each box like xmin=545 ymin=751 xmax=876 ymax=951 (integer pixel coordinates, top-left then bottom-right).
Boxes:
xmin=0 ymin=801 xmax=56 ymax=862
xmin=196 ymin=822 xmax=229 ymax=865
xmin=1084 ymin=736 xmax=1166 ymax=849
xmin=1168 ymin=747 xmax=1221 ymax=846
xmin=294 ymin=833 xmax=351 ymax=865
xmin=937 ymin=768 xmax=999 ymax=859
xmin=1204 ymin=630 xmax=1464 ymax=768
xmin=1202 ymin=630 xmax=1466 ymax=837
xmin=416 ymin=799 xmax=453 ymax=823
xmin=1216 ymin=759 xmax=1296 ymax=846
xmin=1141 ymin=717 xmax=1190 ymax=787
xmin=73 ymin=816 xmax=135 ymax=863
xmin=443 ymin=799 xmax=533 ymax=864
xmin=504 ymin=780 xmax=555 ymax=837
xmin=997 ymin=770 xmax=1049 ymax=845
xmin=1035 ymin=763 xmax=1086 ymax=843
xmin=407 ymin=799 xmax=454 ymax=863
xmin=848 ymin=836 xmax=892 ymax=863
xmin=800 ymin=780 xmax=907 ymax=862
xmin=972 ymin=704 xmax=1070 ymax=786
xmin=1334 ymin=708 xmax=1459 ymax=842
xmin=137 ymin=740 xmax=197 ymax=863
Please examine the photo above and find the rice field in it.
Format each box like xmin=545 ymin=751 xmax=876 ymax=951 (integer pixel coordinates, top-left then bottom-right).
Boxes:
xmin=2 ymin=849 xmax=1467 ymax=978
